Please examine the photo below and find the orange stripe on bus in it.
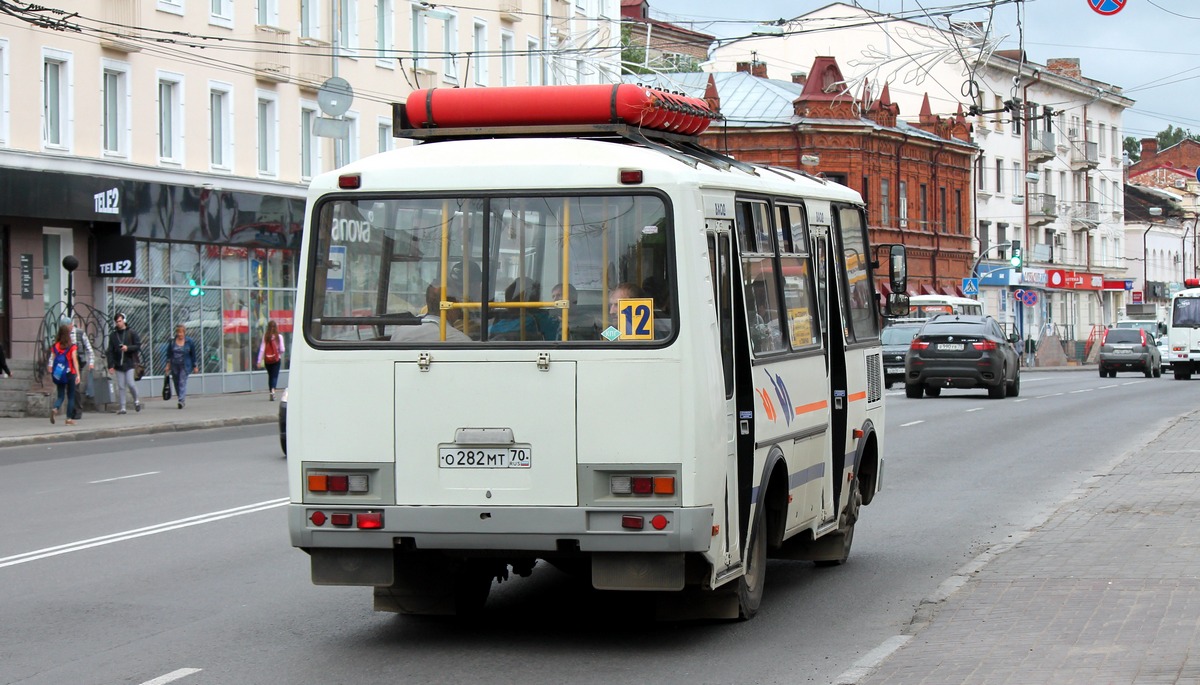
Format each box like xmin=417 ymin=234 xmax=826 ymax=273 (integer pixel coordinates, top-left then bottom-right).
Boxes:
xmin=793 ymin=400 xmax=828 ymax=415
xmin=848 ymin=391 xmax=867 ymax=402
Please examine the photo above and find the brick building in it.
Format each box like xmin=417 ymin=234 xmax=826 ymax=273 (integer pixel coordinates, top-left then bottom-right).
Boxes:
xmin=688 ymin=56 xmax=977 ymax=296
xmin=620 ymin=0 xmax=715 ymax=70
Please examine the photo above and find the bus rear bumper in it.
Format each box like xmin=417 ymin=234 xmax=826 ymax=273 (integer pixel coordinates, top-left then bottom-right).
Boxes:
xmin=289 ymin=504 xmax=715 ymax=554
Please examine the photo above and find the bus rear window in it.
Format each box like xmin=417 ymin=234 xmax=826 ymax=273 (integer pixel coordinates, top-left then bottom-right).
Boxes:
xmin=305 ymin=194 xmax=674 ymax=344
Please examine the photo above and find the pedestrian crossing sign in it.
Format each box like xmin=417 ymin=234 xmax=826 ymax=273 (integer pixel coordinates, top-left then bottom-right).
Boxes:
xmin=962 ymin=278 xmax=979 ymax=296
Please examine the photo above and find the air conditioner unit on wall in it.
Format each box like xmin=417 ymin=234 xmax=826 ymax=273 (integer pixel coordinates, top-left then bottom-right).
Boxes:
xmin=1053 ymin=233 xmax=1065 ymax=246
xmin=1176 ymin=178 xmax=1187 ymax=189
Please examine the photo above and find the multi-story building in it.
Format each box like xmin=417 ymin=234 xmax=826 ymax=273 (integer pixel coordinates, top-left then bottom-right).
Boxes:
xmin=629 ymin=56 xmax=976 ymax=295
xmin=0 ymin=0 xmax=618 ymax=402
xmin=707 ymin=2 xmax=1132 ymax=347
xmin=1125 ymin=138 xmax=1200 ymax=310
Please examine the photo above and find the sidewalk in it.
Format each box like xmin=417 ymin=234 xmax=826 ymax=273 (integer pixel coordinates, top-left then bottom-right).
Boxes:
xmin=841 ymin=410 xmax=1200 ymax=685
xmin=0 ymin=390 xmax=279 ymax=448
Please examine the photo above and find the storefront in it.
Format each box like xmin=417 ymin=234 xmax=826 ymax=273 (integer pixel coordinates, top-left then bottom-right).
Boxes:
xmin=0 ymin=167 xmax=305 ymax=395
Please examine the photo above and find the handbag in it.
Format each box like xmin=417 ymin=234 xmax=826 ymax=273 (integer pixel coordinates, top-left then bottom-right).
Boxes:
xmin=162 ymin=374 xmax=172 ymax=401
xmin=134 ymin=362 xmax=145 ymax=381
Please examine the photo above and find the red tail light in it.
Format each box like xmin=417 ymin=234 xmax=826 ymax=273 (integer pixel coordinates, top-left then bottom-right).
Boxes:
xmin=910 ymin=340 xmax=930 ymax=350
xmin=1101 ymin=329 xmax=1109 ymax=345
xmin=972 ymin=339 xmax=998 ymax=351
xmin=1140 ymin=330 xmax=1147 ymax=347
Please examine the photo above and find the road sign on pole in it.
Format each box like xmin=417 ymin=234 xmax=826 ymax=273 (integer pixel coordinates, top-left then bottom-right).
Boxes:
xmin=962 ymin=278 xmax=979 ymax=296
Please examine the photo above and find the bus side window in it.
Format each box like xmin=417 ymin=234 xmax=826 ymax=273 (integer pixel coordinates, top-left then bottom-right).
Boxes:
xmin=736 ymin=200 xmax=784 ymax=354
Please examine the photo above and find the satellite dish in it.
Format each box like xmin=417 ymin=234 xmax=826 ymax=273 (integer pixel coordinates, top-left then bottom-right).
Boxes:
xmin=317 ymin=77 xmax=354 ymax=117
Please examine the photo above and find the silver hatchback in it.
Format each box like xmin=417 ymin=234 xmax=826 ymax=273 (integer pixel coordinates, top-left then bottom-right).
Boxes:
xmin=1098 ymin=328 xmax=1162 ymax=378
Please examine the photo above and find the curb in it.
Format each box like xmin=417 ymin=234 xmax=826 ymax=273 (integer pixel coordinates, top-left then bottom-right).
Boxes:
xmin=0 ymin=415 xmax=277 ymax=448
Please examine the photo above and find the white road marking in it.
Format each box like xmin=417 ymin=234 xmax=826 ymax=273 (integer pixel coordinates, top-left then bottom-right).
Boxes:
xmin=1099 ymin=384 xmax=1119 ymax=389
xmin=1013 ymin=398 xmax=1028 ymax=402
xmin=965 ymin=407 xmax=983 ymax=413
xmin=140 ymin=669 xmax=202 ymax=685
xmin=1070 ymin=388 xmax=1094 ymax=394
xmin=1121 ymin=381 xmax=1143 ymax=385
xmin=0 ymin=498 xmax=288 ymax=569
xmin=89 ymin=471 xmax=160 ymax=484
xmin=900 ymin=420 xmax=924 ymax=427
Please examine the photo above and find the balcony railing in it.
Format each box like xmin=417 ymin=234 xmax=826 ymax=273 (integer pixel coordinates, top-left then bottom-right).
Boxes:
xmin=296 ymin=38 xmax=332 ymax=91
xmin=1027 ymin=131 xmax=1056 ymax=163
xmin=1028 ymin=192 xmax=1057 ymax=224
xmin=100 ymin=0 xmax=143 ymax=52
xmin=1068 ymin=200 xmax=1100 ymax=226
xmin=1069 ymin=139 xmax=1099 ymax=169
xmin=254 ymin=26 xmax=291 ymax=82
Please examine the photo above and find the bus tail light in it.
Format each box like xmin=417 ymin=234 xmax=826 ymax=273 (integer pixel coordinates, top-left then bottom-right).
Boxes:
xmin=609 ymin=475 xmax=676 ymax=496
xmin=621 ymin=515 xmax=644 ymax=530
xmin=307 ymin=470 xmax=371 ymax=495
xmin=338 ymin=174 xmax=361 ymax=189
xmin=357 ymin=512 xmax=384 ymax=529
xmin=619 ymin=169 xmax=643 ymax=185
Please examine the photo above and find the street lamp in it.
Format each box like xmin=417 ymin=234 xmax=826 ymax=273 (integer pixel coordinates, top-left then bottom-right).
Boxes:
xmin=61 ymin=255 xmax=78 ymax=317
xmin=1144 ymin=206 xmax=1163 ymax=296
xmin=1182 ymin=221 xmax=1195 ymax=283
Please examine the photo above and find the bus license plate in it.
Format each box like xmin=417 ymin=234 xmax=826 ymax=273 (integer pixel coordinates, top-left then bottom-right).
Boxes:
xmin=439 ymin=446 xmax=532 ymax=469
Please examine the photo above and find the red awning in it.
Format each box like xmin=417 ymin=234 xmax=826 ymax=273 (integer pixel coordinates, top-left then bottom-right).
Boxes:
xmin=878 ymin=281 xmax=893 ymax=297
xmin=941 ymin=285 xmax=958 ymax=297
xmin=920 ymin=284 xmax=937 ymax=295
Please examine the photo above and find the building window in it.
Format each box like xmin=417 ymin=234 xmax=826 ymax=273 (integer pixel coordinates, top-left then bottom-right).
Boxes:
xmin=880 ymin=178 xmax=890 ymax=226
xmin=978 ymin=220 xmax=991 ymax=256
xmin=473 ymin=20 xmax=488 ymax=86
xmin=43 ymin=51 xmax=71 ymax=150
xmin=210 ymin=0 xmax=233 ymax=28
xmin=337 ymin=0 xmax=358 ymax=57
xmin=301 ymin=104 xmax=319 ymax=179
xmin=256 ymin=92 xmax=278 ymax=176
xmin=939 ymin=187 xmax=947 ymax=233
xmin=209 ymin=84 xmax=233 ymax=171
xmin=157 ymin=73 xmax=183 ymax=163
xmin=339 ymin=111 xmax=359 ymax=164
xmin=376 ymin=0 xmax=394 ymax=68
xmin=995 ymin=158 xmax=1003 ymax=194
xmin=102 ymin=63 xmax=129 ymax=156
xmin=157 ymin=0 xmax=184 ymax=16
xmin=443 ymin=13 xmax=459 ymax=83
xmin=1012 ymin=100 xmax=1021 ymax=136
xmin=919 ymin=183 xmax=927 ymax=228
xmin=975 ymin=156 xmax=985 ymax=191
xmin=411 ymin=5 xmax=427 ymax=71
xmin=993 ymin=95 xmax=1004 ymax=133
xmin=898 ymin=181 xmax=908 ymax=228
xmin=955 ymin=189 xmax=963 ymax=234
xmin=377 ymin=117 xmax=393 ymax=153
xmin=1012 ymin=162 xmax=1022 ymax=199
xmin=500 ymin=30 xmax=515 ymax=86
xmin=257 ymin=0 xmax=279 ymax=26
xmin=997 ymin=223 xmax=1008 ymax=260
xmin=527 ymin=36 xmax=542 ymax=85
xmin=1098 ymin=123 xmax=1106 ymax=156
xmin=300 ymin=0 xmax=321 ymax=39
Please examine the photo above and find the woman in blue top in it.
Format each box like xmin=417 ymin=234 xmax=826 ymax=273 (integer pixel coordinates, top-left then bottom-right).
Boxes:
xmin=163 ymin=324 xmax=199 ymax=409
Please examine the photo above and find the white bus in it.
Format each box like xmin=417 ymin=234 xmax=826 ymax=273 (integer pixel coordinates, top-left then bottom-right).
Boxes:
xmin=1165 ymin=280 xmax=1200 ymax=379
xmin=286 ymin=85 xmax=908 ymax=619
xmin=905 ymin=294 xmax=983 ymax=320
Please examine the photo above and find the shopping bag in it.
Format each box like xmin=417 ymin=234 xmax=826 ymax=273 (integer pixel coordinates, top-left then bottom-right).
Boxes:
xmin=162 ymin=374 xmax=172 ymax=401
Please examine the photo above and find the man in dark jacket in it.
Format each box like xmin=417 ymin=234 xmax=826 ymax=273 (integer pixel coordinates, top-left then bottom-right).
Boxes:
xmin=105 ymin=312 xmax=142 ymax=414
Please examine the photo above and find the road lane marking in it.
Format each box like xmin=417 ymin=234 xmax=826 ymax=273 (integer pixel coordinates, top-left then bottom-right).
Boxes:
xmin=1013 ymin=398 xmax=1028 ymax=402
xmin=900 ymin=420 xmax=924 ymax=427
xmin=140 ymin=669 xmax=201 ymax=685
xmin=965 ymin=408 xmax=983 ymax=413
xmin=0 ymin=498 xmax=288 ymax=569
xmin=1121 ymin=381 xmax=1143 ymax=385
xmin=90 ymin=471 xmax=160 ymax=484
xmin=1099 ymin=384 xmax=1119 ymax=389
xmin=1070 ymin=388 xmax=1094 ymax=394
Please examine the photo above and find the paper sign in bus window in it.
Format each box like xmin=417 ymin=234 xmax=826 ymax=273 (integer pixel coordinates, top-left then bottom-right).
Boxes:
xmin=615 ymin=298 xmax=655 ymax=341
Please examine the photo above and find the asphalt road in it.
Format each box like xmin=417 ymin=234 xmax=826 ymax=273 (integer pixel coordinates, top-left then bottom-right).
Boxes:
xmin=0 ymin=371 xmax=1188 ymax=685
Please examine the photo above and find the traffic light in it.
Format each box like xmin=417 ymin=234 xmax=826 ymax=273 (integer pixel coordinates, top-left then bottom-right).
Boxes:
xmin=1010 ymin=240 xmax=1023 ymax=272
xmin=188 ymin=278 xmax=205 ymax=297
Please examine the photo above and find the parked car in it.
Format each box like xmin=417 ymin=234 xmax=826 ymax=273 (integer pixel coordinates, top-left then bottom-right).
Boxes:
xmin=279 ymin=388 xmax=288 ymax=456
xmin=904 ymin=314 xmax=1021 ymax=399
xmin=881 ymin=322 xmax=923 ymax=389
xmin=1098 ymin=328 xmax=1161 ymax=378
xmin=1158 ymin=338 xmax=1172 ymax=372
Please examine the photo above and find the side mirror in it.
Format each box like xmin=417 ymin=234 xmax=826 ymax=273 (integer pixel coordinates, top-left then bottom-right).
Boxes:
xmin=886 ymin=292 xmax=910 ymax=317
xmin=1009 ymin=332 xmax=1020 ymax=344
xmin=889 ymin=244 xmax=907 ymax=294
xmin=1160 ymin=322 xmax=1167 ymax=335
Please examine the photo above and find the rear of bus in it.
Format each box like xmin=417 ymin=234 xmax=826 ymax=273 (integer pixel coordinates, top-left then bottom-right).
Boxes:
xmin=1167 ymin=284 xmax=1200 ymax=378
xmin=287 ymin=138 xmax=725 ymax=613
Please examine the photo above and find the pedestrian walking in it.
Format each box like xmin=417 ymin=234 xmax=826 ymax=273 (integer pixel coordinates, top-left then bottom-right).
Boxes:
xmin=256 ymin=320 xmax=286 ymax=401
xmin=66 ymin=316 xmax=95 ymax=420
xmin=164 ymin=324 xmax=198 ymax=409
xmin=47 ymin=323 xmax=80 ymax=425
xmin=106 ymin=312 xmax=143 ymax=415
xmin=0 ymin=340 xmax=11 ymax=378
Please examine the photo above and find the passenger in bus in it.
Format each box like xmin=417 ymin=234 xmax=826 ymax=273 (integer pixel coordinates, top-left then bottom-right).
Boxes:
xmin=489 ymin=277 xmax=554 ymax=341
xmin=748 ymin=279 xmax=783 ymax=352
xmin=392 ymin=284 xmax=471 ymax=343
xmin=544 ymin=282 xmax=578 ymax=341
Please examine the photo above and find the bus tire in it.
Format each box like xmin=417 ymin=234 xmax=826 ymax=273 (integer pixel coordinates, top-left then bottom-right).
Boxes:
xmin=736 ymin=500 xmax=768 ymax=620
xmin=815 ymin=478 xmax=861 ymax=568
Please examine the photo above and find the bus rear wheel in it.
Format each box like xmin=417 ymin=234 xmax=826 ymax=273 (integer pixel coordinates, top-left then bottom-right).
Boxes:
xmin=736 ymin=501 xmax=768 ymax=620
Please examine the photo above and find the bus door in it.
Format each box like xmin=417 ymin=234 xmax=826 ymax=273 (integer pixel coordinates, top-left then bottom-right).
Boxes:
xmin=706 ymin=221 xmax=741 ymax=567
xmin=807 ymin=202 xmax=848 ymax=519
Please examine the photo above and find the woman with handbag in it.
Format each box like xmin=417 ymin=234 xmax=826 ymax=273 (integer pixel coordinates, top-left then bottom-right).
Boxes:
xmin=163 ymin=324 xmax=199 ymax=409
xmin=256 ymin=320 xmax=286 ymax=401
xmin=47 ymin=323 xmax=80 ymax=425
xmin=105 ymin=312 xmax=142 ymax=415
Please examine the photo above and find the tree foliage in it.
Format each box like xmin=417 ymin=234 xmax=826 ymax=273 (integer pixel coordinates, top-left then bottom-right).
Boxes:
xmin=1123 ymin=126 xmax=1200 ymax=163
xmin=620 ymin=25 xmax=701 ymax=75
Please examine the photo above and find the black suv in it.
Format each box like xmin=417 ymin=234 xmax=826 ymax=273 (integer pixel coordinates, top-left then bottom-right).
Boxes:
xmin=904 ymin=315 xmax=1021 ymax=399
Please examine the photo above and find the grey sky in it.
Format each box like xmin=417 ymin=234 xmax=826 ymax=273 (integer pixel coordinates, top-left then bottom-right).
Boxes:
xmin=641 ymin=0 xmax=1200 ymax=142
